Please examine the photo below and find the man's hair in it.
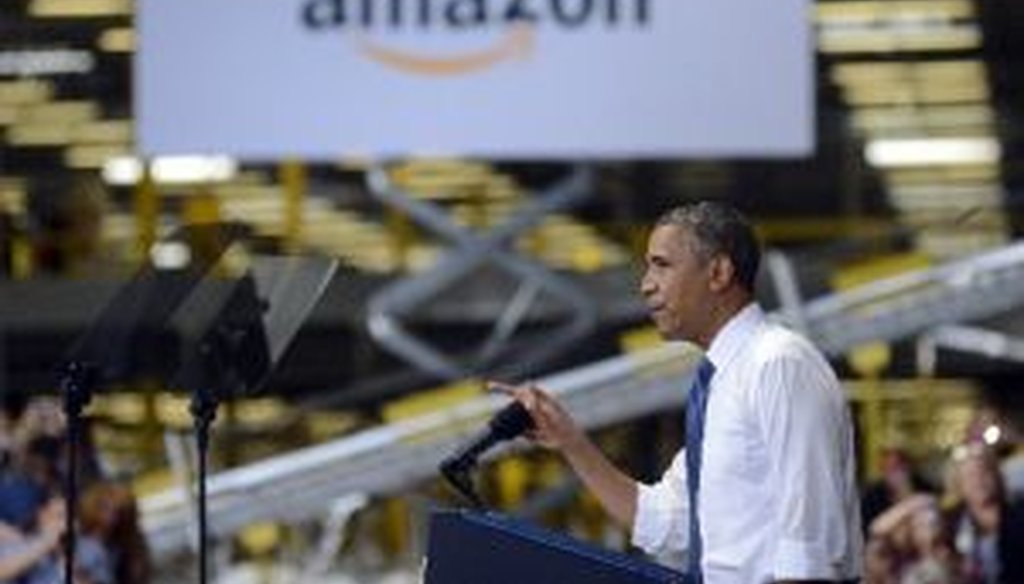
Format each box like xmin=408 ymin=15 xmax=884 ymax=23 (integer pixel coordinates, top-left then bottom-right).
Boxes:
xmin=655 ymin=201 xmax=761 ymax=293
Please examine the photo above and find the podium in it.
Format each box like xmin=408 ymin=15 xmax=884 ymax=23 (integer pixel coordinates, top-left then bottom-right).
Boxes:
xmin=425 ymin=510 xmax=688 ymax=584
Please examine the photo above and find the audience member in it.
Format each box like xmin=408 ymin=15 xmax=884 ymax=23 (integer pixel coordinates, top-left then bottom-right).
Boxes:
xmin=0 ymin=495 xmax=65 ymax=583
xmin=867 ymin=494 xmax=959 ymax=584
xmin=945 ymin=442 xmax=1024 ymax=583
xmin=863 ymin=447 xmax=935 ymax=533
xmin=80 ymin=483 xmax=151 ymax=584
xmin=0 ymin=493 xmax=111 ymax=584
xmin=0 ymin=411 xmax=45 ymax=532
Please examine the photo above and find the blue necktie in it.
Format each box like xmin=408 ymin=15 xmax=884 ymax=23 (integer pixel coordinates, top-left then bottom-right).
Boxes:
xmin=685 ymin=357 xmax=715 ymax=583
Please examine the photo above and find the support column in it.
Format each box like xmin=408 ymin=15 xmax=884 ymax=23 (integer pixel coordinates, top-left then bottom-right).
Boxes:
xmin=134 ymin=164 xmax=158 ymax=263
xmin=279 ymin=161 xmax=306 ymax=253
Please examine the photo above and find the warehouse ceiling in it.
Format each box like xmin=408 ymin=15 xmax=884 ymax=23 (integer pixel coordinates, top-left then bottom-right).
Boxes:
xmin=1 ymin=0 xmax=1023 ymax=402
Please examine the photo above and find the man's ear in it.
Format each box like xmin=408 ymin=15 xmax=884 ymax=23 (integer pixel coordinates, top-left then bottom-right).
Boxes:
xmin=707 ymin=255 xmax=735 ymax=293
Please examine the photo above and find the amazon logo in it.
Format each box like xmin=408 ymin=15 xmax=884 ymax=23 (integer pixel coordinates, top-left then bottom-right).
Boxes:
xmin=301 ymin=0 xmax=652 ymax=76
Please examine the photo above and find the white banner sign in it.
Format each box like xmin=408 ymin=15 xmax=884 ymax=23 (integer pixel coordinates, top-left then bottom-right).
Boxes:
xmin=138 ymin=0 xmax=812 ymax=159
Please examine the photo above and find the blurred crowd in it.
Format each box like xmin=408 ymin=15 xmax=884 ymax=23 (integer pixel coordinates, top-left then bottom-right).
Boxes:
xmin=0 ymin=396 xmax=150 ymax=584
xmin=862 ymin=417 xmax=1024 ymax=584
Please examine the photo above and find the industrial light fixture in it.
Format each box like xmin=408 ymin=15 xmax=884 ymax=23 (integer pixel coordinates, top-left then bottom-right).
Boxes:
xmin=889 ymin=183 xmax=1002 ymax=211
xmin=815 ymin=0 xmax=975 ymax=25
xmin=843 ymin=85 xmax=989 ymax=107
xmin=816 ymin=0 xmax=979 ymax=54
xmin=65 ymin=144 xmax=131 ymax=169
xmin=7 ymin=123 xmax=76 ymax=146
xmin=29 ymin=0 xmax=131 ymax=18
xmin=0 ymin=80 xmax=53 ymax=105
xmin=883 ymin=163 xmax=1000 ymax=186
xmin=0 ymin=49 xmax=94 ymax=76
xmin=835 ymin=61 xmax=990 ymax=107
xmin=851 ymin=104 xmax=994 ymax=135
xmin=818 ymin=23 xmax=980 ymax=54
xmin=98 ymin=28 xmax=134 ymax=53
xmin=73 ymin=120 xmax=133 ymax=144
xmin=833 ymin=60 xmax=986 ymax=86
xmin=865 ymin=137 xmax=1001 ymax=167
xmin=19 ymin=100 xmax=99 ymax=124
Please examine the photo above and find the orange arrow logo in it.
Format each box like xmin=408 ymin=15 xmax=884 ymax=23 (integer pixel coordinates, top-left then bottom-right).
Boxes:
xmin=354 ymin=24 xmax=535 ymax=76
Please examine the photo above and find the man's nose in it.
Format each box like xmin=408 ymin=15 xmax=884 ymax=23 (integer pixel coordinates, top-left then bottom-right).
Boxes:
xmin=639 ymin=272 xmax=654 ymax=296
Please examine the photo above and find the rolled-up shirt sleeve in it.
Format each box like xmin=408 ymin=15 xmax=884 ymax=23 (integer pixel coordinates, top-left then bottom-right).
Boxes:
xmin=754 ymin=350 xmax=860 ymax=581
xmin=631 ymin=448 xmax=690 ymax=559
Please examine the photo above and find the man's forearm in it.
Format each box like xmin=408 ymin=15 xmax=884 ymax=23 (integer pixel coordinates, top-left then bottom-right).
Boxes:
xmin=560 ymin=435 xmax=638 ymax=528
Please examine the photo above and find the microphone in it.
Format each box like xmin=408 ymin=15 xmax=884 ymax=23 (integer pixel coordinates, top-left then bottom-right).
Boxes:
xmin=440 ymin=401 xmax=535 ymax=476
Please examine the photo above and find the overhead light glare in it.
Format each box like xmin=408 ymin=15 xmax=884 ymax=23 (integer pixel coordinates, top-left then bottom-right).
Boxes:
xmin=102 ymin=156 xmax=239 ymax=185
xmin=818 ymin=23 xmax=981 ymax=54
xmin=150 ymin=241 xmax=192 ymax=270
xmin=865 ymin=137 xmax=1000 ymax=167
xmin=983 ymin=425 xmax=1002 ymax=446
xmin=153 ymin=156 xmax=238 ymax=184
xmin=102 ymin=157 xmax=143 ymax=185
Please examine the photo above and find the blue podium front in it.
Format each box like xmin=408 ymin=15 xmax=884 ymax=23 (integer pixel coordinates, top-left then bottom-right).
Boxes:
xmin=425 ymin=509 xmax=687 ymax=584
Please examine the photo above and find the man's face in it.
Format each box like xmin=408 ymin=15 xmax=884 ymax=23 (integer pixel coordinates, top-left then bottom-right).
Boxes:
xmin=639 ymin=224 xmax=714 ymax=343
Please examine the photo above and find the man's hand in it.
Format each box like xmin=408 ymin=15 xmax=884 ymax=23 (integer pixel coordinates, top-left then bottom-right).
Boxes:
xmin=489 ymin=380 xmax=638 ymax=528
xmin=488 ymin=382 xmax=586 ymax=453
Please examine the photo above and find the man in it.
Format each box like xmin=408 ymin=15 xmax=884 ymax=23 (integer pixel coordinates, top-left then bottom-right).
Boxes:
xmin=498 ymin=202 xmax=863 ymax=583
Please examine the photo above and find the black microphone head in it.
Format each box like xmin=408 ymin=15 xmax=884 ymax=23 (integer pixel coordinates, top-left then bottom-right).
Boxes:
xmin=439 ymin=401 xmax=535 ymax=507
xmin=488 ymin=401 xmax=535 ymax=441
xmin=439 ymin=402 xmax=535 ymax=475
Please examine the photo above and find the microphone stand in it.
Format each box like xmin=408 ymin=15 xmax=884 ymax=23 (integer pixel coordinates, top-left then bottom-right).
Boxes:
xmin=440 ymin=459 xmax=485 ymax=509
xmin=59 ymin=361 xmax=98 ymax=584
xmin=191 ymin=377 xmax=219 ymax=584
xmin=187 ymin=321 xmax=250 ymax=584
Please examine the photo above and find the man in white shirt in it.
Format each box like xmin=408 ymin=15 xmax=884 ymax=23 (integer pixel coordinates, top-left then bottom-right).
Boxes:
xmin=497 ymin=202 xmax=863 ymax=583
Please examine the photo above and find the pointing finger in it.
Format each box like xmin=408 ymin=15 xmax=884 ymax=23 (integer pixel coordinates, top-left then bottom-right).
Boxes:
xmin=486 ymin=380 xmax=519 ymax=395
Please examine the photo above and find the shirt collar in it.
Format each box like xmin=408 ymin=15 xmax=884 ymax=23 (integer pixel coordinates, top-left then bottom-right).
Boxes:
xmin=705 ymin=302 xmax=763 ymax=373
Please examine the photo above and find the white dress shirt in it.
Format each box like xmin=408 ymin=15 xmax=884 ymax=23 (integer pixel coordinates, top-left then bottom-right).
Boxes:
xmin=632 ymin=304 xmax=863 ymax=583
